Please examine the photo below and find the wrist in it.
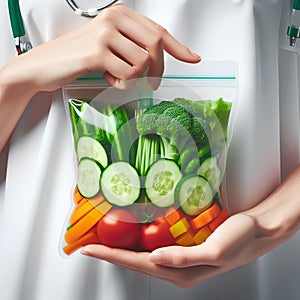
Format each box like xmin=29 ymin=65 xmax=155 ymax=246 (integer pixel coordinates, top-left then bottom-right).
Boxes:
xmin=0 ymin=56 xmax=39 ymax=100
xmin=245 ymin=166 xmax=300 ymax=243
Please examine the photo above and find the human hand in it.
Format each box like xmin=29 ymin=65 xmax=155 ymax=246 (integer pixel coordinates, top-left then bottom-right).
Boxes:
xmin=81 ymin=163 xmax=300 ymax=288
xmin=3 ymin=4 xmax=200 ymax=94
xmin=80 ymin=213 xmax=266 ymax=288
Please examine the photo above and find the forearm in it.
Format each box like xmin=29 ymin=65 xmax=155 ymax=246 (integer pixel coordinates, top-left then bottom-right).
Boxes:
xmin=0 ymin=59 xmax=37 ymax=152
xmin=245 ymin=164 xmax=300 ymax=245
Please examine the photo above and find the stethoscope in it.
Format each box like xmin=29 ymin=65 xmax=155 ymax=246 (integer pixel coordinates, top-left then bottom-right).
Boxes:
xmin=8 ymin=0 xmax=118 ymax=55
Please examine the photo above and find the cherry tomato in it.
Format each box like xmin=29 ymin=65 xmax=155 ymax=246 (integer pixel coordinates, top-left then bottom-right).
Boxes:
xmin=140 ymin=217 xmax=175 ymax=251
xmin=97 ymin=209 xmax=140 ymax=249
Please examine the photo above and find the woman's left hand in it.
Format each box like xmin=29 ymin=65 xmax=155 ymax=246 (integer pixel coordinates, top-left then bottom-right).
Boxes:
xmin=81 ymin=165 xmax=300 ymax=288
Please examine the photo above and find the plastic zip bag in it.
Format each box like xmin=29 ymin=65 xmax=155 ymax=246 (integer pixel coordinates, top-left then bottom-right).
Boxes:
xmin=60 ymin=61 xmax=238 ymax=256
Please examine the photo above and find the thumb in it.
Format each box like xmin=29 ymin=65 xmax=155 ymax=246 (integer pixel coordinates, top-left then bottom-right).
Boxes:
xmin=149 ymin=244 xmax=215 ymax=268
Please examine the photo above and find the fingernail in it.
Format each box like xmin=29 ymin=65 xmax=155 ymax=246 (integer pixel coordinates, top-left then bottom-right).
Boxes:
xmin=189 ymin=49 xmax=201 ymax=60
xmin=80 ymin=246 xmax=90 ymax=255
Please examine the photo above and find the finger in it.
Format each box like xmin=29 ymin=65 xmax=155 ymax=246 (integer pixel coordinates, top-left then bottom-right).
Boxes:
xmin=112 ymin=4 xmax=201 ymax=63
xmin=102 ymin=72 xmax=136 ymax=90
xmin=81 ymin=244 xmax=181 ymax=283
xmin=106 ymin=9 xmax=164 ymax=88
xmin=100 ymin=51 xmax=139 ymax=89
xmin=149 ymin=244 xmax=220 ymax=268
xmin=108 ymin=32 xmax=150 ymax=75
xmin=80 ymin=244 xmax=226 ymax=288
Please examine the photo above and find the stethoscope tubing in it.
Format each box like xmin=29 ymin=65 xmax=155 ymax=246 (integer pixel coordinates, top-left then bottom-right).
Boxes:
xmin=8 ymin=0 xmax=118 ymax=55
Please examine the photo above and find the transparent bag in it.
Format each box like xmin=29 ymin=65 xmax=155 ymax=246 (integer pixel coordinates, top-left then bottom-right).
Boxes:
xmin=60 ymin=61 xmax=238 ymax=255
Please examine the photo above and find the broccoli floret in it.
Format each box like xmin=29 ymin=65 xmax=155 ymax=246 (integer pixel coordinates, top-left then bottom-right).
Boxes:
xmin=136 ymin=99 xmax=211 ymax=149
xmin=173 ymin=98 xmax=204 ymax=118
xmin=156 ymin=115 xmax=172 ymax=136
xmin=166 ymin=115 xmax=191 ymax=146
xmin=136 ymin=113 xmax=158 ymax=135
xmin=143 ymin=101 xmax=173 ymax=115
xmin=190 ymin=117 xmax=210 ymax=147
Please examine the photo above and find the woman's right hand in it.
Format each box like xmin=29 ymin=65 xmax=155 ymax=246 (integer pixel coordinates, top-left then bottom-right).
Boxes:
xmin=3 ymin=4 xmax=200 ymax=94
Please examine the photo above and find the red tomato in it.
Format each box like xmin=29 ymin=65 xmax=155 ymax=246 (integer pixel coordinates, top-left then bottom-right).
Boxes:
xmin=140 ymin=217 xmax=176 ymax=251
xmin=97 ymin=209 xmax=140 ymax=249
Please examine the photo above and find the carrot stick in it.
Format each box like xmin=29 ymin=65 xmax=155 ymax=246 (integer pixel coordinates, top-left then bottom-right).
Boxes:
xmin=208 ymin=208 xmax=229 ymax=232
xmin=65 ymin=201 xmax=112 ymax=245
xmin=74 ymin=187 xmax=83 ymax=204
xmin=190 ymin=203 xmax=221 ymax=230
xmin=63 ymin=228 xmax=100 ymax=255
xmin=77 ymin=198 xmax=88 ymax=208
xmin=193 ymin=226 xmax=212 ymax=244
xmin=70 ymin=194 xmax=105 ymax=225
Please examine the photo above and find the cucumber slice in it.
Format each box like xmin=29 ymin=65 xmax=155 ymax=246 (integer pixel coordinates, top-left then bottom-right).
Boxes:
xmin=175 ymin=175 xmax=214 ymax=216
xmin=77 ymin=158 xmax=102 ymax=198
xmin=145 ymin=159 xmax=182 ymax=207
xmin=197 ymin=156 xmax=221 ymax=192
xmin=77 ymin=136 xmax=108 ymax=168
xmin=101 ymin=162 xmax=140 ymax=206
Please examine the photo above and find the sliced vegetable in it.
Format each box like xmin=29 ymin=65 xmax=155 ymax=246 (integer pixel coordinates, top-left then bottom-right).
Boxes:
xmin=176 ymin=231 xmax=195 ymax=246
xmin=65 ymin=200 xmax=112 ymax=244
xmin=77 ymin=136 xmax=108 ymax=168
xmin=169 ymin=217 xmax=190 ymax=238
xmin=145 ymin=159 xmax=182 ymax=208
xmin=70 ymin=194 xmax=105 ymax=226
xmin=165 ymin=207 xmax=181 ymax=226
xmin=190 ymin=203 xmax=221 ymax=229
xmin=63 ymin=228 xmax=100 ymax=255
xmin=208 ymin=208 xmax=229 ymax=232
xmin=178 ymin=145 xmax=198 ymax=169
xmin=197 ymin=156 xmax=222 ymax=192
xmin=101 ymin=162 xmax=141 ymax=206
xmin=102 ymin=104 xmax=135 ymax=162
xmin=77 ymin=158 xmax=102 ymax=198
xmin=73 ymin=187 xmax=84 ymax=204
xmin=193 ymin=226 xmax=212 ymax=244
xmin=135 ymin=134 xmax=160 ymax=176
xmin=175 ymin=174 xmax=214 ymax=216
xmin=184 ymin=157 xmax=200 ymax=175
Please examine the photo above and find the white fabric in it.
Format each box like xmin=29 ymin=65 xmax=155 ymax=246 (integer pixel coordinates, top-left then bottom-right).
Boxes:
xmin=0 ymin=0 xmax=300 ymax=299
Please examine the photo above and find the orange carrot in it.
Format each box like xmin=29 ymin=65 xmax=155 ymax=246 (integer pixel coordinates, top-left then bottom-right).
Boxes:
xmin=70 ymin=194 xmax=105 ymax=225
xmin=176 ymin=231 xmax=195 ymax=246
xmin=65 ymin=201 xmax=112 ymax=245
xmin=77 ymin=198 xmax=88 ymax=208
xmin=165 ymin=208 xmax=181 ymax=226
xmin=63 ymin=228 xmax=100 ymax=255
xmin=74 ymin=187 xmax=83 ymax=204
xmin=208 ymin=208 xmax=229 ymax=232
xmin=190 ymin=203 xmax=221 ymax=230
xmin=193 ymin=226 xmax=212 ymax=245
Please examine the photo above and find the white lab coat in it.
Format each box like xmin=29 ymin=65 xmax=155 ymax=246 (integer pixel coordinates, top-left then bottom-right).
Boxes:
xmin=0 ymin=0 xmax=300 ymax=299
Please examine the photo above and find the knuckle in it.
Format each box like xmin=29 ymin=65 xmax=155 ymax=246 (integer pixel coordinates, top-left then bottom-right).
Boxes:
xmin=98 ymin=8 xmax=116 ymax=23
xmin=136 ymin=51 xmax=150 ymax=69
xmin=149 ymin=34 xmax=163 ymax=49
xmin=155 ymin=23 xmax=168 ymax=35
xmin=95 ymin=27 xmax=114 ymax=44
